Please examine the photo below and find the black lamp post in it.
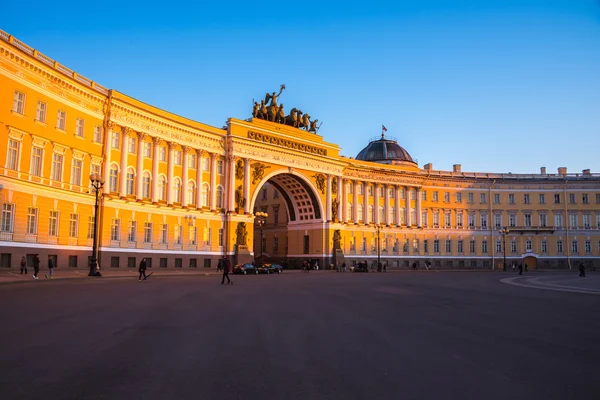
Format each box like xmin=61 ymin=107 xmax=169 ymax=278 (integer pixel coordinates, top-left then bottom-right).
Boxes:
xmin=499 ymin=227 xmax=509 ymax=272
xmin=375 ymin=223 xmax=383 ymax=272
xmin=89 ymin=173 xmax=105 ymax=276
xmin=255 ymin=211 xmax=268 ymax=265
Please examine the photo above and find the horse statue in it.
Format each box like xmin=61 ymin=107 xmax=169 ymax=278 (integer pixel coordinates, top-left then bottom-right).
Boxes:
xmin=285 ymin=108 xmax=299 ymax=127
xmin=276 ymin=104 xmax=286 ymax=124
xmin=301 ymin=113 xmax=311 ymax=131
xmin=257 ymin=100 xmax=268 ymax=120
xmin=309 ymin=119 xmax=319 ymax=133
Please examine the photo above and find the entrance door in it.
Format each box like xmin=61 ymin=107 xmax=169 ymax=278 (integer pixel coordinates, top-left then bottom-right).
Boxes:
xmin=523 ymin=256 xmax=537 ymax=270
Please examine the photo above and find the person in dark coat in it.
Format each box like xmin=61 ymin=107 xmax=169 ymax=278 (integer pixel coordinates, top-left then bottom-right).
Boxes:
xmin=579 ymin=263 xmax=586 ymax=277
xmin=518 ymin=263 xmax=523 ymax=275
xmin=138 ymin=258 xmax=147 ymax=281
xmin=32 ymin=254 xmax=40 ymax=280
xmin=20 ymin=256 xmax=27 ymax=275
xmin=46 ymin=257 xmax=55 ymax=279
xmin=221 ymin=256 xmax=233 ymax=285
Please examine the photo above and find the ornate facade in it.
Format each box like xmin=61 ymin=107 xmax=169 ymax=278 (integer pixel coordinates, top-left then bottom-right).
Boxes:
xmin=1 ymin=30 xmax=599 ymax=271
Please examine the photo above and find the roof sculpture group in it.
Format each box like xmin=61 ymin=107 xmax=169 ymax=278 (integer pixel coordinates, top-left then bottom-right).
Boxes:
xmin=252 ymin=85 xmax=321 ymax=133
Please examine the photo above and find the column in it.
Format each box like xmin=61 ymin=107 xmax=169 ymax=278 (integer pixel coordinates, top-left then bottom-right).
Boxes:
xmin=405 ymin=186 xmax=411 ymax=226
xmin=167 ymin=141 xmax=174 ymax=205
xmin=363 ymin=182 xmax=369 ymax=224
xmin=102 ymin=123 xmax=113 ymax=195
xmin=395 ymin=186 xmax=401 ymax=225
xmin=210 ymin=153 xmax=217 ymax=211
xmin=244 ymin=158 xmax=251 ymax=214
xmin=342 ymin=179 xmax=348 ymax=223
xmin=136 ymin=132 xmax=146 ymax=201
xmin=182 ymin=146 xmax=190 ymax=208
xmin=416 ymin=187 xmax=422 ymax=226
xmin=228 ymin=156 xmax=236 ymax=212
xmin=326 ymin=174 xmax=332 ymax=221
xmin=384 ymin=184 xmax=390 ymax=225
xmin=337 ymin=176 xmax=343 ymax=223
xmin=151 ymin=137 xmax=161 ymax=204
xmin=195 ymin=150 xmax=203 ymax=209
xmin=374 ymin=184 xmax=380 ymax=224
xmin=119 ymin=126 xmax=129 ymax=198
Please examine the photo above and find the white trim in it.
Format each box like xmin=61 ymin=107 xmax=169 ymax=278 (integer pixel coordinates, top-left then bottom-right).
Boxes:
xmin=0 ymin=241 xmax=91 ymax=251
xmin=98 ymin=247 xmax=226 ymax=255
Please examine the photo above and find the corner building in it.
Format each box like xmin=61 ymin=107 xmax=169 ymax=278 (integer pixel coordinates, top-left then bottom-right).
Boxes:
xmin=1 ymin=30 xmax=599 ymax=271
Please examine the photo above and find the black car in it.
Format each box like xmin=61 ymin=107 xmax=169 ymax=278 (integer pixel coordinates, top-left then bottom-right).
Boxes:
xmin=353 ymin=263 xmax=368 ymax=272
xmin=233 ymin=263 xmax=258 ymax=275
xmin=264 ymin=263 xmax=283 ymax=274
xmin=256 ymin=264 xmax=270 ymax=274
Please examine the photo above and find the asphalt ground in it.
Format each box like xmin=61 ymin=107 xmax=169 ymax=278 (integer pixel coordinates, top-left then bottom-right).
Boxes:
xmin=0 ymin=271 xmax=598 ymax=400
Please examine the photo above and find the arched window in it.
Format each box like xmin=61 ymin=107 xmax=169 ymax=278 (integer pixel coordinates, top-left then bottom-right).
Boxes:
xmin=126 ymin=167 xmax=135 ymax=195
xmin=358 ymin=204 xmax=364 ymax=221
xmin=109 ymin=165 xmax=119 ymax=192
xmin=201 ymin=183 xmax=209 ymax=207
xmin=158 ymin=176 xmax=166 ymax=201
xmin=187 ymin=181 xmax=196 ymax=205
xmin=142 ymin=172 xmax=151 ymax=198
xmin=173 ymin=178 xmax=182 ymax=203
xmin=216 ymin=186 xmax=224 ymax=208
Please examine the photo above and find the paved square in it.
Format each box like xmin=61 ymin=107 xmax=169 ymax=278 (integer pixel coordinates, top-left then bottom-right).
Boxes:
xmin=0 ymin=271 xmax=598 ymax=400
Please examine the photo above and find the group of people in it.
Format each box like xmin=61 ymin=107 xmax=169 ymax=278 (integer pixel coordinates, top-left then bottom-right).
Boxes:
xmin=301 ymin=260 xmax=320 ymax=272
xmin=20 ymin=255 xmax=53 ymax=279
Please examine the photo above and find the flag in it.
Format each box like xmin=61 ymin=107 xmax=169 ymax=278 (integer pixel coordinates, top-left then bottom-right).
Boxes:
xmin=382 ymin=125 xmax=387 ymax=132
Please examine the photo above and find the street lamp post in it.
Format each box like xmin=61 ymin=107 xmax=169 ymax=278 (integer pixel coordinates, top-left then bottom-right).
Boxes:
xmin=89 ymin=173 xmax=105 ymax=276
xmin=375 ymin=223 xmax=383 ymax=272
xmin=255 ymin=211 xmax=268 ymax=265
xmin=499 ymin=227 xmax=509 ymax=272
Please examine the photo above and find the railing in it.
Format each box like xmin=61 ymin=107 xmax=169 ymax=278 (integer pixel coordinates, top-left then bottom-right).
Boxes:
xmin=0 ymin=167 xmax=93 ymax=195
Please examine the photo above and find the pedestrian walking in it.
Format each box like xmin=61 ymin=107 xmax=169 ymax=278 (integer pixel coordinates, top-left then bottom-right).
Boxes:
xmin=138 ymin=258 xmax=147 ymax=281
xmin=524 ymin=263 xmax=528 ymax=272
xmin=518 ymin=263 xmax=523 ymax=275
xmin=221 ymin=256 xmax=233 ymax=285
xmin=20 ymin=256 xmax=28 ymax=275
xmin=578 ymin=263 xmax=584 ymax=277
xmin=46 ymin=257 xmax=55 ymax=279
xmin=342 ymin=262 xmax=346 ymax=272
xmin=511 ymin=262 xmax=515 ymax=272
xmin=412 ymin=262 xmax=417 ymax=271
xmin=32 ymin=254 xmax=40 ymax=280
xmin=425 ymin=261 xmax=431 ymax=270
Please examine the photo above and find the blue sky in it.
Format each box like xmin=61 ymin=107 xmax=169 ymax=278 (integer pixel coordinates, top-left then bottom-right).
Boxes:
xmin=3 ymin=1 xmax=599 ymax=174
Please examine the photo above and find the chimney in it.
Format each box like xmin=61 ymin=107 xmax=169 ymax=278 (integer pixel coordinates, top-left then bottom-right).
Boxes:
xmin=540 ymin=167 xmax=546 ymax=174
xmin=453 ymin=164 xmax=461 ymax=173
xmin=424 ymin=163 xmax=432 ymax=171
xmin=582 ymin=169 xmax=591 ymax=175
xmin=558 ymin=167 xmax=567 ymax=175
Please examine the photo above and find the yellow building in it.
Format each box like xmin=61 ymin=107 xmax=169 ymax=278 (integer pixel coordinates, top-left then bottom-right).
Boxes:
xmin=1 ymin=30 xmax=599 ymax=272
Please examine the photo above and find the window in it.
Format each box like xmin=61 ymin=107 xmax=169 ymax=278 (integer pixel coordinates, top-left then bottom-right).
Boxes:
xmin=357 ymin=184 xmax=363 ymax=195
xmin=421 ymin=190 xmax=427 ymax=201
xmin=496 ymin=240 xmax=502 ymax=253
xmin=111 ymin=131 xmax=120 ymax=149
xmin=554 ymin=214 xmax=563 ymax=228
xmin=569 ymin=214 xmax=578 ymax=228
xmin=378 ymin=206 xmax=385 ymax=222
xmin=30 ymin=147 xmax=43 ymax=177
xmin=480 ymin=193 xmax=486 ymax=204
xmin=71 ymin=159 xmax=82 ymax=186
xmin=541 ymin=240 xmax=547 ymax=253
xmin=456 ymin=192 xmax=462 ymax=203
xmin=482 ymin=240 xmax=488 ymax=253
xmin=57 ymin=110 xmax=66 ymax=130
xmin=142 ymin=172 xmax=151 ymax=198
xmin=539 ymin=214 xmax=547 ymax=227
xmin=174 ymin=150 xmax=182 ymax=165
xmin=494 ymin=193 xmax=500 ymax=204
xmin=511 ymin=240 xmax=517 ymax=253
xmin=6 ymin=139 xmax=20 ymax=170
xmin=69 ymin=214 xmax=78 ymax=238
xmin=524 ymin=194 xmax=530 ymax=204
xmin=583 ymin=214 xmax=591 ymax=228
xmin=76 ymin=118 xmax=84 ymax=137
xmin=524 ymin=213 xmax=532 ymax=227
xmin=110 ymin=219 xmax=120 ymax=241
xmin=432 ymin=191 xmax=438 ymax=202
xmin=48 ymin=210 xmax=59 ymax=237
xmin=218 ymin=228 xmax=224 ymax=246
xmin=201 ymin=184 xmax=209 ymax=207
xmin=597 ymin=214 xmax=600 ymax=229
xmin=369 ymin=205 xmax=375 ymax=221
xmin=159 ymin=146 xmax=166 ymax=161
xmin=446 ymin=240 xmax=452 ymax=253
xmin=202 ymin=157 xmax=209 ymax=171
xmin=273 ymin=237 xmax=279 ymax=254
xmin=274 ymin=208 xmax=280 ymax=225
xmin=158 ymin=176 xmax=167 ymax=201
xmin=569 ymin=193 xmax=575 ymax=204
xmin=378 ymin=186 xmax=384 ymax=197
xmin=457 ymin=240 xmax=464 ymax=253
xmin=174 ymin=226 xmax=182 ymax=245
xmin=187 ymin=182 xmax=195 ymax=205
xmin=433 ymin=240 xmax=440 ymax=253
xmin=273 ymin=189 xmax=279 ymax=199
xmin=94 ymin=126 xmax=103 ymax=143
xmin=128 ymin=220 xmax=137 ymax=242
xmin=36 ymin=101 xmax=47 ymax=122
xmin=456 ymin=212 xmax=463 ymax=228
xmin=51 ymin=153 xmax=63 ymax=181
xmin=189 ymin=154 xmax=196 ymax=168
xmin=413 ymin=239 xmax=419 ymax=252
xmin=421 ymin=211 xmax=428 ymax=226
xmin=443 ymin=192 xmax=450 ymax=202
xmin=508 ymin=194 xmax=515 ymax=204
xmin=582 ymin=193 xmax=589 ymax=204
xmin=144 ymin=222 xmax=152 ymax=243
xmin=479 ymin=212 xmax=488 ymax=228
xmin=90 ymin=164 xmax=101 ymax=183
xmin=13 ymin=91 xmax=25 ymax=114
xmin=87 ymin=215 xmax=95 ymax=239
xmin=539 ymin=194 xmax=545 ymax=204
xmin=262 ymin=189 xmax=267 ymax=200
xmin=423 ymin=240 xmax=428 ymax=253
xmin=368 ymin=185 xmax=373 ymax=196
xmin=468 ymin=193 xmax=474 ymax=203
xmin=1 ymin=204 xmax=15 ymax=232
xmin=494 ymin=214 xmax=502 ymax=228
xmin=433 ymin=211 xmax=440 ymax=227
xmin=173 ymin=179 xmax=181 ymax=202
xmin=216 ymin=186 xmax=224 ymax=208
xmin=468 ymin=213 xmax=476 ymax=228
xmin=128 ymin=137 xmax=136 ymax=154
xmin=160 ymin=224 xmax=168 ymax=243
xmin=26 ymin=207 xmax=38 ymax=234
xmin=389 ymin=188 xmax=395 ymax=198
xmin=205 ymin=227 xmax=212 ymax=246
xmin=469 ymin=240 xmax=476 ymax=253
xmin=597 ymin=194 xmax=600 ymax=204
xmin=585 ymin=240 xmax=591 ymax=253
xmin=389 ymin=207 xmax=395 ymax=224
xmin=143 ymin=142 xmax=151 ymax=158
xmin=554 ymin=194 xmax=560 ymax=204
xmin=109 ymin=165 xmax=119 ymax=192
xmin=526 ymin=240 xmax=532 ymax=251
xmin=557 ymin=240 xmax=563 ymax=253
xmin=509 ymin=214 xmax=516 ymax=227
xmin=217 ymin=160 xmax=224 ymax=175
xmin=444 ymin=212 xmax=451 ymax=228
xmin=189 ymin=227 xmax=197 ymax=245
xmin=572 ymin=240 xmax=578 ymax=253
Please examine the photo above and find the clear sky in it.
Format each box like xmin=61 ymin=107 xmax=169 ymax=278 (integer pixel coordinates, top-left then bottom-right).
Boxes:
xmin=3 ymin=1 xmax=599 ymax=174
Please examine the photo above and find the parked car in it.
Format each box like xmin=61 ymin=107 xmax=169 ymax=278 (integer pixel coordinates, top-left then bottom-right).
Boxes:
xmin=233 ymin=263 xmax=258 ymax=275
xmin=353 ymin=263 xmax=369 ymax=272
xmin=264 ymin=263 xmax=284 ymax=274
xmin=256 ymin=264 xmax=270 ymax=274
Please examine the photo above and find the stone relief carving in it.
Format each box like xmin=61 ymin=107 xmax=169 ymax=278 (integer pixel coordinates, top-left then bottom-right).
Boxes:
xmin=235 ymin=159 xmax=244 ymax=180
xmin=313 ymin=173 xmax=326 ymax=194
xmin=252 ymin=163 xmax=271 ymax=184
xmin=236 ymin=222 xmax=248 ymax=246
